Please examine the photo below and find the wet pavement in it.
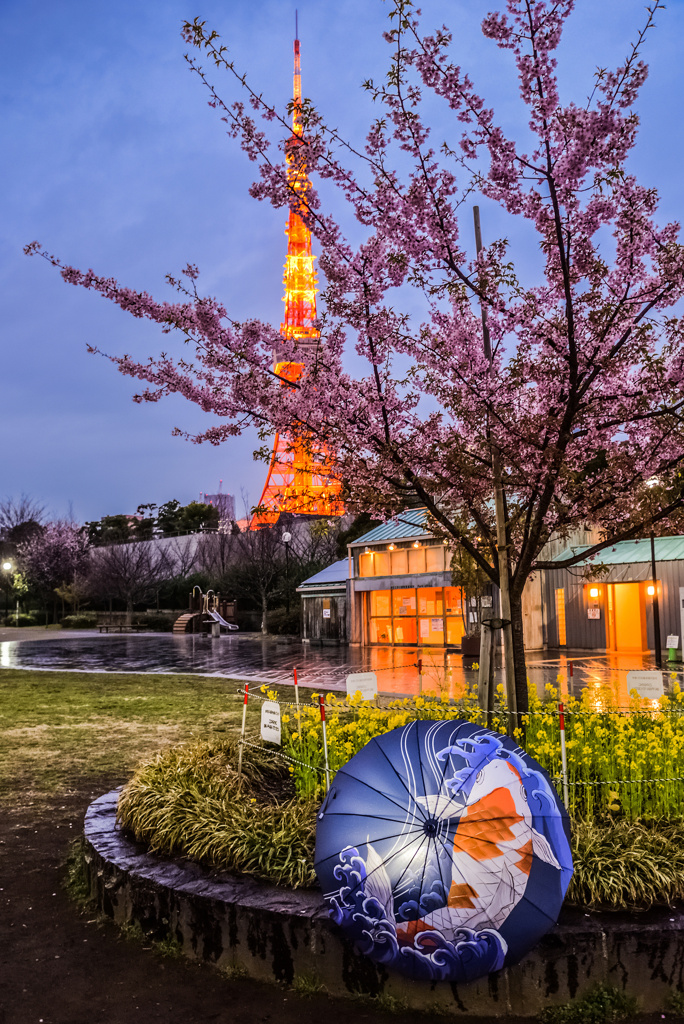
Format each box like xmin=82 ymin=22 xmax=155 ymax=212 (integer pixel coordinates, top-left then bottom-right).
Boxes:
xmin=2 ymin=632 xmax=683 ymax=703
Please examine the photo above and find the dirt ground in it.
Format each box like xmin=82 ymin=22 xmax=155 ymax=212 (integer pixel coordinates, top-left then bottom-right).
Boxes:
xmin=0 ymin=780 xmax=415 ymax=1024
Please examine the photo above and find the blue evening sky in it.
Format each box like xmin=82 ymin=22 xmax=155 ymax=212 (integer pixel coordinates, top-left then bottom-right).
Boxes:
xmin=2 ymin=0 xmax=683 ymax=522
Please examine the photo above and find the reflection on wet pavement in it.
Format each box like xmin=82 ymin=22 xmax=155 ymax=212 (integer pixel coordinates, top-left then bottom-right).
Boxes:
xmin=1 ymin=634 xmax=682 ymax=703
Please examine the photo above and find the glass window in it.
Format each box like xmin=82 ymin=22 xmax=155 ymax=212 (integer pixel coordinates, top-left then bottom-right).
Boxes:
xmin=393 ymin=619 xmax=417 ymax=644
xmin=444 ymin=587 xmax=464 ymax=615
xmin=374 ymin=551 xmax=390 ymax=576
xmin=370 ymin=618 xmax=392 ymax=643
xmin=417 ymin=587 xmax=444 ymax=615
xmin=425 ymin=547 xmax=445 ymax=572
xmin=419 ymin=616 xmax=445 ymax=644
xmin=392 ymin=589 xmax=416 ymax=616
xmin=359 ymin=553 xmax=374 ymax=578
xmin=391 ymin=549 xmax=408 ymax=575
xmin=446 ymin=617 xmax=465 ymax=645
xmin=370 ymin=591 xmax=391 ymax=617
xmin=408 ymin=547 xmax=426 ymax=573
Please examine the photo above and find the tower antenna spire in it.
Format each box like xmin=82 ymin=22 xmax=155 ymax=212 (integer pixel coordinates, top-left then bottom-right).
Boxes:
xmin=295 ymin=9 xmax=298 ymax=40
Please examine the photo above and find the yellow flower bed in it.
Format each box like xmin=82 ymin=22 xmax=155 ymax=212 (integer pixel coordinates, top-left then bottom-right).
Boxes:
xmin=279 ymin=681 xmax=684 ymax=819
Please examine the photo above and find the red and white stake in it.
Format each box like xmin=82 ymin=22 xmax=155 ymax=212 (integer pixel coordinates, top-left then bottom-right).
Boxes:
xmin=418 ymin=658 xmax=423 ymax=693
xmin=558 ymin=701 xmax=569 ymax=807
xmin=319 ymin=694 xmax=330 ymax=791
xmin=237 ymin=682 xmax=249 ymax=779
xmin=293 ymin=667 xmax=300 ymax=737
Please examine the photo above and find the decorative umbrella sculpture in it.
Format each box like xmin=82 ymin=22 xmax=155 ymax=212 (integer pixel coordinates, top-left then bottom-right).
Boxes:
xmin=315 ymin=719 xmax=572 ymax=982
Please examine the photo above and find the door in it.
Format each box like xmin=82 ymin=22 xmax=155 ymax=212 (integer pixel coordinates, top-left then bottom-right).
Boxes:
xmin=610 ymin=582 xmax=645 ymax=651
xmin=554 ymin=588 xmax=566 ymax=647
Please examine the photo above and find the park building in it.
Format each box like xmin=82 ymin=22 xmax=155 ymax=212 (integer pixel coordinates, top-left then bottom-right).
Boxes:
xmin=298 ymin=511 xmax=684 ymax=661
xmin=543 ymin=536 xmax=684 ymax=657
xmin=298 ymin=509 xmax=500 ymax=650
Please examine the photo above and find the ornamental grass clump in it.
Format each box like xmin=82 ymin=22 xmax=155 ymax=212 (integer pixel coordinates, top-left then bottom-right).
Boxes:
xmin=569 ymin=817 xmax=684 ymax=909
xmin=117 ymin=737 xmax=317 ymax=888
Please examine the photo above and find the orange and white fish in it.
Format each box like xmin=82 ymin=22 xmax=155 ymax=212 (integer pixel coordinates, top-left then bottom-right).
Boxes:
xmin=363 ymin=751 xmax=561 ymax=949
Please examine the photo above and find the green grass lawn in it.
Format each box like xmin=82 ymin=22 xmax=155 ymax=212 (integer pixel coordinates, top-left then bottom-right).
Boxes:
xmin=0 ymin=668 xmax=284 ymax=806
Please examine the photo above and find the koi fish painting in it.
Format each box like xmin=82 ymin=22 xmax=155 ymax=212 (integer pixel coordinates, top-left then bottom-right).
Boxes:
xmin=314 ymin=720 xmax=573 ymax=982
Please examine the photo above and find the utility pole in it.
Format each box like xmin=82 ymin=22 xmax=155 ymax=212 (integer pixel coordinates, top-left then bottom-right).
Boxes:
xmin=473 ymin=207 xmax=518 ymax=733
xmin=650 ymin=530 xmax=662 ymax=668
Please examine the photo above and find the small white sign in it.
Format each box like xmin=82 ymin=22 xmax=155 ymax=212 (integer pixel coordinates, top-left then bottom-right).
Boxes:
xmin=481 ymin=596 xmax=493 ymax=608
xmin=667 ymin=635 xmax=680 ymax=649
xmin=431 ymin=617 xmax=443 ymax=631
xmin=587 ymin=607 xmax=601 ymax=620
xmin=626 ymin=670 xmax=664 ymax=700
xmin=260 ymin=700 xmax=281 ymax=745
xmin=420 ymin=618 xmax=430 ymax=637
xmin=322 ymin=608 xmax=331 ymax=619
xmin=346 ymin=671 xmax=378 ymax=701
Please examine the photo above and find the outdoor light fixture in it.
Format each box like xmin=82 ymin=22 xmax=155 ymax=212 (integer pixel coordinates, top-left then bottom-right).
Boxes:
xmin=364 ymin=547 xmax=371 ymax=554
xmin=589 ymin=587 xmax=599 ymax=598
xmin=413 ymin=541 xmax=420 ymax=548
xmin=388 ymin=544 xmax=395 ymax=551
xmin=647 ymin=584 xmax=656 ymax=596
xmin=1 ymin=562 xmax=11 ymax=572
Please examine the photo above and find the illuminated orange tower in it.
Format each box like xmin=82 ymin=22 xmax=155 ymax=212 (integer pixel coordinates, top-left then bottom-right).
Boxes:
xmin=253 ymin=28 xmax=342 ymax=526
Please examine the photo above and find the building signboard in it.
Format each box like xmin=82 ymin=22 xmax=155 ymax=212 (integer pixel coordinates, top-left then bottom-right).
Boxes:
xmin=626 ymin=670 xmax=664 ymax=700
xmin=346 ymin=671 xmax=378 ymax=701
xmin=260 ymin=700 xmax=282 ymax=745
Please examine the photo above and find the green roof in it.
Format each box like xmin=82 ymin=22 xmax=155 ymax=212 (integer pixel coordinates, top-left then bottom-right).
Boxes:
xmin=349 ymin=509 xmax=432 ymax=546
xmin=551 ymin=535 xmax=684 ymax=566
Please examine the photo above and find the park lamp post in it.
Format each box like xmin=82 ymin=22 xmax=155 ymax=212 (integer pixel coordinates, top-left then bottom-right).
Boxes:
xmin=282 ymin=532 xmax=292 ymax=614
xmin=2 ymin=560 xmax=13 ymax=623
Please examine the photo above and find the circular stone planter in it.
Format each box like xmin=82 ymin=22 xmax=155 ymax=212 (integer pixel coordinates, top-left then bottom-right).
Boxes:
xmin=84 ymin=790 xmax=684 ymax=1016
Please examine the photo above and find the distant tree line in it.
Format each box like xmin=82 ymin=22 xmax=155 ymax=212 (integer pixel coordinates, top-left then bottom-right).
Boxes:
xmin=0 ymin=494 xmax=360 ymax=633
xmin=85 ymin=499 xmax=222 ymax=545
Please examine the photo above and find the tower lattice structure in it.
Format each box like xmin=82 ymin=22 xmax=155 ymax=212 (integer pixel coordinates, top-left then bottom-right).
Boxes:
xmin=253 ymin=33 xmax=342 ymax=527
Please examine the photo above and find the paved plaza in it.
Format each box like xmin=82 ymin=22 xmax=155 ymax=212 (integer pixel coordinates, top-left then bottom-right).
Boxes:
xmin=1 ymin=630 xmax=681 ymax=703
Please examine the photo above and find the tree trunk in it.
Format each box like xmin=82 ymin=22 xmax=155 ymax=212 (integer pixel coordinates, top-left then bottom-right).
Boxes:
xmin=126 ymin=597 xmax=133 ymax=627
xmin=261 ymin=592 xmax=268 ymax=635
xmin=509 ymin=592 xmax=529 ymax=725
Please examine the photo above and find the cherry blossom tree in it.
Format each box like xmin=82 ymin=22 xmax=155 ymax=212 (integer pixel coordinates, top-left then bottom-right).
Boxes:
xmin=18 ymin=521 xmax=90 ymax=617
xmin=27 ymin=0 xmax=684 ymax=715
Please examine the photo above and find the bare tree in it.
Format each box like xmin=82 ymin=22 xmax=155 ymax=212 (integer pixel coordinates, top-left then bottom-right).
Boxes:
xmin=85 ymin=542 xmax=173 ymax=624
xmin=196 ymin=529 xmax=235 ymax=581
xmin=0 ymin=494 xmax=47 ymax=545
xmin=215 ymin=526 xmax=284 ymax=634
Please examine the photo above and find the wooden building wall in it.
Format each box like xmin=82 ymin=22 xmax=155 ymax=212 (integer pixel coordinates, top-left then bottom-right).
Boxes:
xmin=301 ymin=592 xmax=348 ymax=642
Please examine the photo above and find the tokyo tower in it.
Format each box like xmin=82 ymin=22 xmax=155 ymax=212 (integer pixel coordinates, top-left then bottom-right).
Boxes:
xmin=252 ymin=28 xmax=342 ymax=526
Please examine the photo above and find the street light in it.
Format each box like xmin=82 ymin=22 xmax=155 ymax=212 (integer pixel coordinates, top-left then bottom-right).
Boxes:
xmin=282 ymin=532 xmax=292 ymax=614
xmin=2 ymin=560 xmax=13 ymax=623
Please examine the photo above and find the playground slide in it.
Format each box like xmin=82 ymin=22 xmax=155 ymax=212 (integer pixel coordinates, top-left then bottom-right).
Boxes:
xmin=207 ymin=610 xmax=239 ymax=630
